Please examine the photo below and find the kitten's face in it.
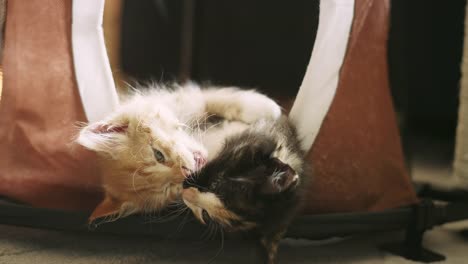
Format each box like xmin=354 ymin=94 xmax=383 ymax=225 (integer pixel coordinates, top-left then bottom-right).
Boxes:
xmin=77 ymin=104 xmax=207 ymax=221
xmin=182 ymin=135 xmax=299 ymax=231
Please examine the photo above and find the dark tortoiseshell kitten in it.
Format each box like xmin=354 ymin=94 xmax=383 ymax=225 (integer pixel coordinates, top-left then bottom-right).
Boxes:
xmin=182 ymin=116 xmax=310 ymax=264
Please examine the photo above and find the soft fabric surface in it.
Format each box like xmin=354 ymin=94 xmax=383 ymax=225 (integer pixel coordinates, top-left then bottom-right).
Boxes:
xmin=0 ymin=0 xmax=103 ymax=211
xmin=0 ymin=0 xmax=416 ymax=216
xmin=301 ymin=0 xmax=417 ymax=214
xmin=290 ymin=0 xmax=354 ymax=150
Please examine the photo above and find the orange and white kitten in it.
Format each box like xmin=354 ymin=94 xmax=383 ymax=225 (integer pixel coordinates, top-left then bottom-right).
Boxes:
xmin=77 ymin=83 xmax=281 ymax=222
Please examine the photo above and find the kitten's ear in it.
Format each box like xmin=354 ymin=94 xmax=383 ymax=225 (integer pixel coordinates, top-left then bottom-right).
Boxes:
xmin=88 ymin=195 xmax=123 ymax=223
xmin=261 ymin=158 xmax=298 ymax=194
xmin=77 ymin=118 xmax=129 ymax=153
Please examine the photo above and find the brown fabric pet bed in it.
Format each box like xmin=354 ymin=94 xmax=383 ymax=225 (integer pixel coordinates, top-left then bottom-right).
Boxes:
xmin=1 ymin=0 xmax=466 ymax=263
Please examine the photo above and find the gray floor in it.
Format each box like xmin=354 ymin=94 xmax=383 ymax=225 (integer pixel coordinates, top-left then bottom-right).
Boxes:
xmin=1 ymin=222 xmax=468 ymax=263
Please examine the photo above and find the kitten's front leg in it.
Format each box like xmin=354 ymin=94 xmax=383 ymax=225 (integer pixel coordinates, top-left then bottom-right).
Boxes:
xmin=202 ymin=88 xmax=282 ymax=124
xmin=258 ymin=229 xmax=286 ymax=264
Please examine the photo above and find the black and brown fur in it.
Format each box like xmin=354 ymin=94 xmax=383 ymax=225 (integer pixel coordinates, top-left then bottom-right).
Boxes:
xmin=183 ymin=116 xmax=310 ymax=264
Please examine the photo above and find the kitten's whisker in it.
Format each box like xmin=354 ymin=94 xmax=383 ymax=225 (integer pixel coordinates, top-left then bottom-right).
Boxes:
xmin=131 ymin=166 xmax=145 ymax=201
xmin=203 ymin=121 xmax=221 ymax=134
xmin=166 ymin=202 xmax=186 ymax=209
xmin=207 ymin=223 xmax=225 ymax=264
xmin=173 ymin=210 xmax=191 ymax=235
xmin=195 ymin=116 xmax=203 ymax=144
xmin=209 ymin=221 xmax=219 ymax=241
xmin=124 ymin=81 xmax=140 ymax=94
xmin=135 ymin=143 xmax=148 ymax=160
xmin=200 ymin=222 xmax=210 ymax=241
xmin=207 ymin=221 xmax=216 ymax=241
xmin=179 ymin=123 xmax=193 ymax=131
xmin=146 ymin=208 xmax=188 ymax=224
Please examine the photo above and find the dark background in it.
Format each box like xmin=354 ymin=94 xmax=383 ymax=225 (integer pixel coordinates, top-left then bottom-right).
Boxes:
xmin=388 ymin=0 xmax=466 ymax=165
xmin=121 ymin=0 xmax=319 ymax=98
xmin=389 ymin=0 xmax=465 ymax=136
xmin=120 ymin=0 xmax=467 ymax=166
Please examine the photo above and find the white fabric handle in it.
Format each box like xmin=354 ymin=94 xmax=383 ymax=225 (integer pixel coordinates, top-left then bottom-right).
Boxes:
xmin=72 ymin=0 xmax=119 ymax=123
xmin=289 ymin=0 xmax=355 ymax=152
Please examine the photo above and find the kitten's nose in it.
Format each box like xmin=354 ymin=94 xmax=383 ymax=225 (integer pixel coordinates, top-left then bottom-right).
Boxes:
xmin=193 ymin=151 xmax=207 ymax=170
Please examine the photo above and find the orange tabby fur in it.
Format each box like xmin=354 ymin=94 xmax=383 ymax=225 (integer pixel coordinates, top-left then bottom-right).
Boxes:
xmin=77 ymin=83 xmax=281 ymax=222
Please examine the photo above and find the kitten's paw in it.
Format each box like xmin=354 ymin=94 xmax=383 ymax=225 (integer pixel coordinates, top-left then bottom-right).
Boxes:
xmin=235 ymin=92 xmax=282 ymax=124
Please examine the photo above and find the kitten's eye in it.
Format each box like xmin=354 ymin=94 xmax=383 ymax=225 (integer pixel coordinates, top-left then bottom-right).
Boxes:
xmin=153 ymin=149 xmax=165 ymax=163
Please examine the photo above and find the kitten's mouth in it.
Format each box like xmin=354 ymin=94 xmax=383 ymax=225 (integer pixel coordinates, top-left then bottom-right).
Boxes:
xmin=193 ymin=151 xmax=207 ymax=170
xmin=180 ymin=152 xmax=207 ymax=178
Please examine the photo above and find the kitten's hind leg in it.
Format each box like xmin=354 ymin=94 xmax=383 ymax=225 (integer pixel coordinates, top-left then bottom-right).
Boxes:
xmin=202 ymin=87 xmax=282 ymax=124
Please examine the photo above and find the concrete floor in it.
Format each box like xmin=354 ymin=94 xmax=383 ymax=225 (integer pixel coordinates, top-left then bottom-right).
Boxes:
xmin=1 ymin=221 xmax=468 ymax=263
